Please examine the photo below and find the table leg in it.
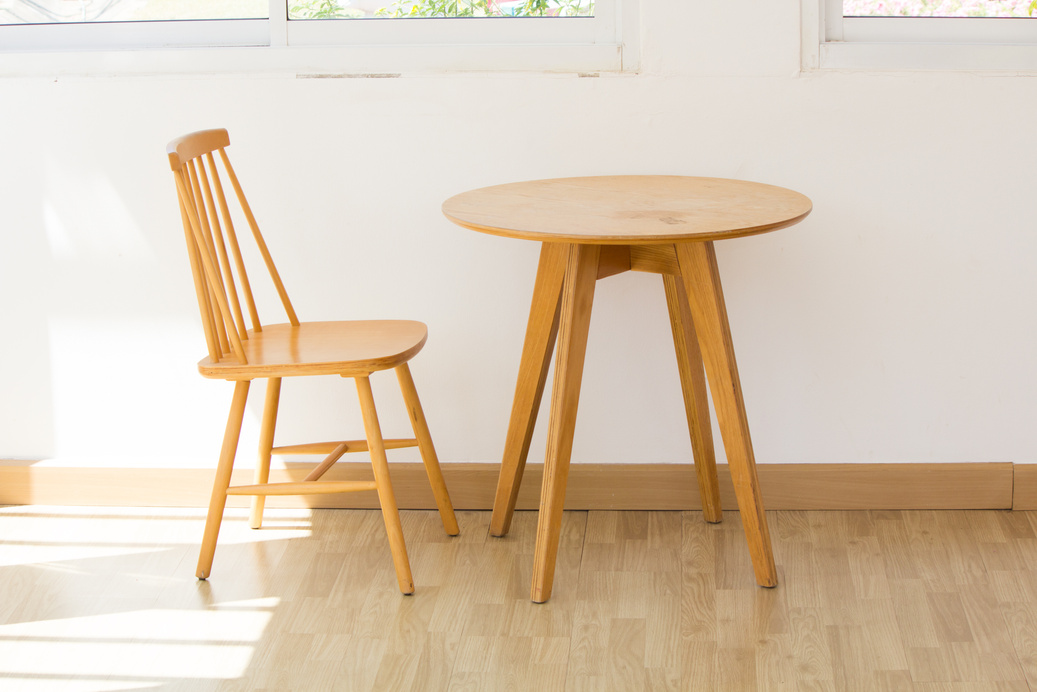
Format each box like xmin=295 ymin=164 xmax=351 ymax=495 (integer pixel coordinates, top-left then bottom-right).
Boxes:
xmin=663 ymin=273 xmax=723 ymax=524
xmin=674 ymin=241 xmax=778 ymax=588
xmin=531 ymin=243 xmax=600 ymax=603
xmin=490 ymin=242 xmax=568 ymax=537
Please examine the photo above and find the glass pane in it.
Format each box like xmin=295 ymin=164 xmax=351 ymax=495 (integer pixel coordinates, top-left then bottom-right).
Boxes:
xmin=288 ymin=0 xmax=593 ymax=19
xmin=0 ymin=0 xmax=267 ymax=24
xmin=845 ymin=0 xmax=1035 ymax=16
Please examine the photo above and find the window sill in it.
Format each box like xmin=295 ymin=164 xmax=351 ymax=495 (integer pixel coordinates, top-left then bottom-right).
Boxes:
xmin=817 ymin=41 xmax=1037 ymax=72
xmin=0 ymin=41 xmax=637 ymax=79
xmin=801 ymin=0 xmax=1037 ymax=73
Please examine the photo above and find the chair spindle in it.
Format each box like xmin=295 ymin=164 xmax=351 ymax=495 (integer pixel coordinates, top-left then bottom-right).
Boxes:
xmin=219 ymin=149 xmax=300 ymax=327
xmin=208 ymin=151 xmax=262 ymax=334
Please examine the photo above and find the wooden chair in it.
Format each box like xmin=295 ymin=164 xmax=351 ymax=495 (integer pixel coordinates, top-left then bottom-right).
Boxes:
xmin=166 ymin=128 xmax=458 ymax=593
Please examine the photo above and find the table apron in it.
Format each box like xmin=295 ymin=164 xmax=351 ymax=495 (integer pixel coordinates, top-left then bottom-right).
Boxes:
xmin=596 ymin=244 xmax=682 ymax=279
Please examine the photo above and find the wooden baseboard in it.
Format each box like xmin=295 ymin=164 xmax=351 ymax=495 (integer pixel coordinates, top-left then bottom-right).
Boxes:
xmin=1014 ymin=464 xmax=1037 ymax=510
xmin=0 ymin=461 xmax=1020 ymax=510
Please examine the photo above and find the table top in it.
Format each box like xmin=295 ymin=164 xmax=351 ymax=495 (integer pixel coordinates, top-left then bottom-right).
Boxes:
xmin=442 ymin=175 xmax=812 ymax=245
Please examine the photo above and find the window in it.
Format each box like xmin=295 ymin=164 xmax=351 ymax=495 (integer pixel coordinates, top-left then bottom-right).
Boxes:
xmin=0 ymin=0 xmax=636 ymax=74
xmin=0 ymin=1 xmax=267 ymax=22
xmin=805 ymin=0 xmax=1037 ymax=70
xmin=0 ymin=1 xmax=268 ymax=50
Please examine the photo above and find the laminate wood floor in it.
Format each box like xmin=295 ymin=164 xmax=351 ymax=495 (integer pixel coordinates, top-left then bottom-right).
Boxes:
xmin=0 ymin=506 xmax=1035 ymax=691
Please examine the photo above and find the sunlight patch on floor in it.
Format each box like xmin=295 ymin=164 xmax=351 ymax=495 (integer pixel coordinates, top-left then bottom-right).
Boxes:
xmin=0 ymin=506 xmax=304 ymax=687
xmin=0 ymin=506 xmax=314 ymax=554
xmin=0 ymin=606 xmax=275 ymax=641
xmin=0 ymin=640 xmax=257 ymax=678
xmin=0 ymin=544 xmax=167 ymax=568
xmin=0 ymin=679 xmax=161 ymax=691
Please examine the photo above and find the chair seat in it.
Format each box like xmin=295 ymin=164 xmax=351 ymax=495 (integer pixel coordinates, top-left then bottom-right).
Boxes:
xmin=198 ymin=320 xmax=428 ymax=380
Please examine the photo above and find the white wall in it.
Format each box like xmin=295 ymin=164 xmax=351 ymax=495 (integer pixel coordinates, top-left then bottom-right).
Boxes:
xmin=1 ymin=0 xmax=1035 ymax=470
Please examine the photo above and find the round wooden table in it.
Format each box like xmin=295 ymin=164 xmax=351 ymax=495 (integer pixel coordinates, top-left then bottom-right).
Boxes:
xmin=442 ymin=176 xmax=812 ymax=603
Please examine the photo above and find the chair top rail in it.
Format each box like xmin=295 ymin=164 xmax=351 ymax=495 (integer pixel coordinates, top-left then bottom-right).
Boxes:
xmin=167 ymin=129 xmax=230 ymax=171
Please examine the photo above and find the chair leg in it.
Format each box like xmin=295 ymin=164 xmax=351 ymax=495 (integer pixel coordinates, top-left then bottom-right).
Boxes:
xmin=355 ymin=375 xmax=415 ymax=595
xmin=250 ymin=378 xmax=282 ymax=529
xmin=197 ymin=380 xmax=251 ymax=580
xmin=395 ymin=363 xmax=459 ymax=536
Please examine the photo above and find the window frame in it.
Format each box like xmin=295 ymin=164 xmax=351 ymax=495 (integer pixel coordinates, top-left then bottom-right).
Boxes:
xmin=804 ymin=0 xmax=1037 ymax=71
xmin=0 ymin=0 xmax=638 ymax=76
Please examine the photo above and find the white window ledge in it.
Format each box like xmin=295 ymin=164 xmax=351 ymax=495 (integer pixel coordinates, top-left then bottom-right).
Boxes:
xmin=802 ymin=0 xmax=1037 ymax=72
xmin=819 ymin=41 xmax=1037 ymax=72
xmin=0 ymin=41 xmax=632 ymax=79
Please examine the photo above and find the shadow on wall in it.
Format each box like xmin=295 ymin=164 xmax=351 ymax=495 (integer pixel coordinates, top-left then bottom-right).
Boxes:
xmin=0 ymin=144 xmax=249 ymax=467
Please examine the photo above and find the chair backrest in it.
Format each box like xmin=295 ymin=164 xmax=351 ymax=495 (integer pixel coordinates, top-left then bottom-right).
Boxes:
xmin=167 ymin=129 xmax=299 ymax=364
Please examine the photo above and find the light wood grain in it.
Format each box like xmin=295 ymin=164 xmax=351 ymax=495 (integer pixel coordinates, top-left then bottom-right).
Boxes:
xmin=166 ymin=128 xmax=231 ymax=168
xmin=226 ymin=480 xmax=379 ymax=495
xmin=595 ymin=245 xmax=632 ymax=279
xmin=663 ymin=273 xmax=722 ymax=524
xmin=167 ymin=128 xmax=457 ymax=591
xmin=1013 ymin=465 xmax=1037 ymax=510
xmin=676 ymin=240 xmax=777 ymax=589
xmin=273 ymin=439 xmax=419 ymax=455
xmin=196 ymin=379 xmax=250 ymax=579
xmin=0 ymin=461 xmax=1015 ymax=510
xmin=447 ymin=176 xmax=810 ymax=602
xmin=218 ymin=146 xmax=300 ymax=328
xmin=175 ymin=160 xmax=247 ymax=363
xmin=629 ymin=244 xmax=680 ymax=275
xmin=197 ymin=321 xmax=429 ymax=380
xmin=396 ymin=362 xmax=459 ymax=537
xmin=532 ymin=243 xmax=600 ymax=603
xmin=490 ymin=242 xmax=567 ymax=538
xmin=2 ymin=506 xmax=1036 ymax=689
xmin=356 ymin=375 xmax=414 ymax=594
xmin=302 ymin=442 xmax=351 ymax=482
xmin=250 ymin=377 xmax=281 ymax=528
xmin=442 ymin=176 xmax=812 ymax=245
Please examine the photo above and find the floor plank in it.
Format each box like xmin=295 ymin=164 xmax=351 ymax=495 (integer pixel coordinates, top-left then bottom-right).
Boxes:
xmin=1 ymin=506 xmax=1036 ymax=690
